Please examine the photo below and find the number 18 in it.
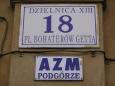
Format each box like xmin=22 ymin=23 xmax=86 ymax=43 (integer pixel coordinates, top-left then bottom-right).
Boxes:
xmin=44 ymin=15 xmax=73 ymax=33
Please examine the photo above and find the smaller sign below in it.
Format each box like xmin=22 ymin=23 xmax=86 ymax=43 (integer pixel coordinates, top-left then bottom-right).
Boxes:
xmin=35 ymin=56 xmax=83 ymax=80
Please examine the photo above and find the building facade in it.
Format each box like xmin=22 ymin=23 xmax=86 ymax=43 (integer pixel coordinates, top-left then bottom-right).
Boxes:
xmin=0 ymin=0 xmax=115 ymax=86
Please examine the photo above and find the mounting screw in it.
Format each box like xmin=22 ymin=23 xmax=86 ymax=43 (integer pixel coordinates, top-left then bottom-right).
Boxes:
xmin=19 ymin=53 xmax=24 ymax=57
xmin=91 ymin=51 xmax=96 ymax=57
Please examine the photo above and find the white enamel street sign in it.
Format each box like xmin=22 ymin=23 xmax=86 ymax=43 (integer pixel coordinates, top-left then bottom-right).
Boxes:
xmin=19 ymin=4 xmax=99 ymax=48
xmin=35 ymin=56 xmax=83 ymax=80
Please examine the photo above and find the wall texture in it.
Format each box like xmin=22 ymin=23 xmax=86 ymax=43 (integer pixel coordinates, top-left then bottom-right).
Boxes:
xmin=104 ymin=0 xmax=115 ymax=86
xmin=0 ymin=0 xmax=115 ymax=86
xmin=0 ymin=0 xmax=13 ymax=86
